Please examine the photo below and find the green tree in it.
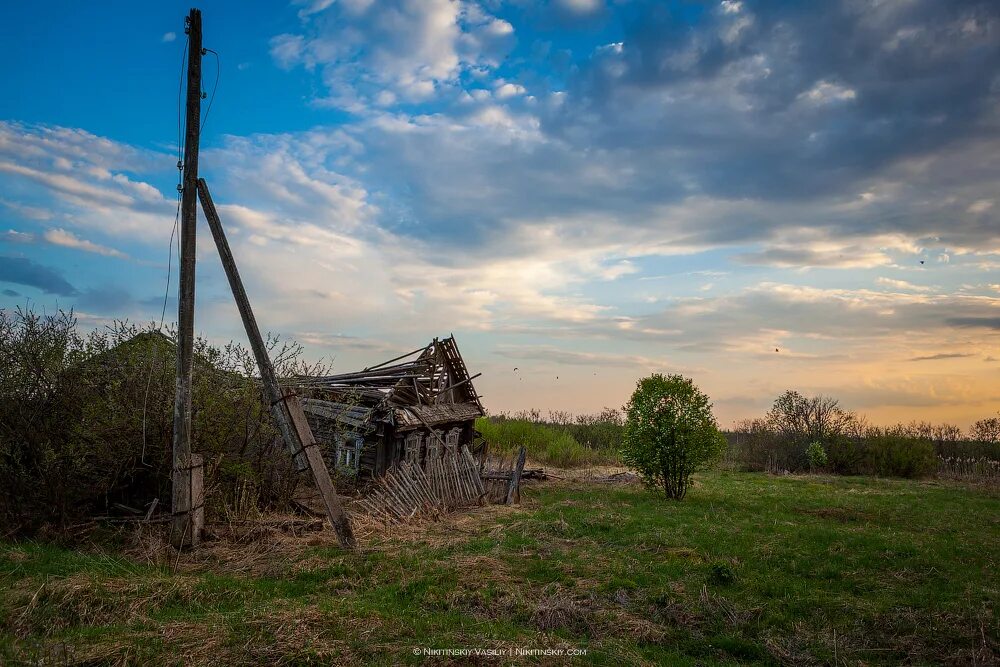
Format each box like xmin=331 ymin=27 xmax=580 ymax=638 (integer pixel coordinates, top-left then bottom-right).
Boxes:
xmin=621 ymin=374 xmax=726 ymax=500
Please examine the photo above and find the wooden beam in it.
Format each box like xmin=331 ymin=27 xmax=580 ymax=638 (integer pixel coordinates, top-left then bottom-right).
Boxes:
xmin=506 ymin=446 xmax=527 ymax=505
xmin=171 ymin=7 xmax=203 ymax=549
xmin=197 ymin=178 xmax=356 ymax=549
xmin=428 ymin=373 xmax=482 ymax=401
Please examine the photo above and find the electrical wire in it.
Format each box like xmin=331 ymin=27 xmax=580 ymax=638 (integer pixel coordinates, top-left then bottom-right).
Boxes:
xmin=141 ymin=34 xmax=189 ymax=466
xmin=201 ymin=48 xmax=221 ymax=137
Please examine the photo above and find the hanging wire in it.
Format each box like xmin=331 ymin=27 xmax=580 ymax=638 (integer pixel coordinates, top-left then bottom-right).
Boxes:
xmin=140 ymin=34 xmax=189 ymax=467
xmin=201 ymin=48 xmax=221 ymax=137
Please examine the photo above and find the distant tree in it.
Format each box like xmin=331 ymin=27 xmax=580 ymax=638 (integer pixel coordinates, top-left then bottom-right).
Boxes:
xmin=932 ymin=423 xmax=963 ymax=443
xmin=621 ymin=374 xmax=726 ymax=500
xmin=971 ymin=415 xmax=1000 ymax=444
xmin=766 ymin=390 xmax=854 ymax=445
xmin=902 ymin=420 xmax=963 ymax=445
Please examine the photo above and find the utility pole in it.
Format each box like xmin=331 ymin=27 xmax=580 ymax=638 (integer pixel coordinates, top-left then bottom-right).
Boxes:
xmin=171 ymin=7 xmax=204 ymax=548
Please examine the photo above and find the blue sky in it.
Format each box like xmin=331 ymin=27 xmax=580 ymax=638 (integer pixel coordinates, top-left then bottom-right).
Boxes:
xmin=1 ymin=0 xmax=999 ymax=428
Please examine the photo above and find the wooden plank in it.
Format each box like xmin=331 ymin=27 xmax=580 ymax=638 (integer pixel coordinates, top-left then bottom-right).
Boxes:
xmin=506 ymin=446 xmax=527 ymax=505
xmin=285 ymin=395 xmax=357 ymax=547
xmin=197 ymin=178 xmax=355 ymax=550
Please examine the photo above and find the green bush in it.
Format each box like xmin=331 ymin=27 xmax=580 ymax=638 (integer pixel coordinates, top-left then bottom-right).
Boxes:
xmin=827 ymin=431 xmax=936 ymax=478
xmin=475 ymin=417 xmax=608 ymax=467
xmin=806 ymin=441 xmax=827 ymax=472
xmin=620 ymin=374 xmax=726 ymax=500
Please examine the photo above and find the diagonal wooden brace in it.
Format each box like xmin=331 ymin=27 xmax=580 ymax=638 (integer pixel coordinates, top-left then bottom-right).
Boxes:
xmin=197 ymin=177 xmax=356 ymax=549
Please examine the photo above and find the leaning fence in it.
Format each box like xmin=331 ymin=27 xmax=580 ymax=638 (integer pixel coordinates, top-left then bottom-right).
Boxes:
xmin=355 ymin=446 xmax=486 ymax=523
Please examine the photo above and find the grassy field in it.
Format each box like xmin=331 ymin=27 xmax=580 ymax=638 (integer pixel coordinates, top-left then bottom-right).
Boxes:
xmin=1 ymin=471 xmax=997 ymax=665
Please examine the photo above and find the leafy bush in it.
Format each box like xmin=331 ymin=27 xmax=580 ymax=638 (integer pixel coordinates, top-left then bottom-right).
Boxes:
xmin=0 ymin=308 xmax=322 ymax=535
xmin=827 ymin=430 xmax=936 ymax=479
xmin=621 ymin=374 xmax=726 ymax=500
xmin=475 ymin=416 xmax=608 ymax=467
xmin=806 ymin=441 xmax=827 ymax=472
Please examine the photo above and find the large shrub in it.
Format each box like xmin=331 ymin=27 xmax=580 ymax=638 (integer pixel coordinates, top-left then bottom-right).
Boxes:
xmin=0 ymin=308 xmax=319 ymax=535
xmin=621 ymin=374 xmax=726 ymax=500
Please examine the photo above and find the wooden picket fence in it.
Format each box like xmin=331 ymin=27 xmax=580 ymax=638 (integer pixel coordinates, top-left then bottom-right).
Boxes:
xmin=356 ymin=446 xmax=487 ymax=523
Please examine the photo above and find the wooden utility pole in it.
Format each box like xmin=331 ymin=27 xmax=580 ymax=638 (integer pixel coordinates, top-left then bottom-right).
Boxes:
xmin=171 ymin=7 xmax=204 ymax=549
xmin=197 ymin=179 xmax=356 ymax=549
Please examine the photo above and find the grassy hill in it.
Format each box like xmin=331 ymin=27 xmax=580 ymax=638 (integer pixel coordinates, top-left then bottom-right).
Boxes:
xmin=2 ymin=471 xmax=996 ymax=665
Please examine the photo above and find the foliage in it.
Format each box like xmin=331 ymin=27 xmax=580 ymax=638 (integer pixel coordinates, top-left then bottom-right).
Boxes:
xmin=805 ymin=441 xmax=827 ymax=472
xmin=766 ymin=390 xmax=855 ymax=450
xmin=0 ymin=307 xmax=326 ymax=535
xmin=474 ymin=416 xmax=610 ymax=467
xmin=826 ymin=429 xmax=937 ymax=479
xmin=543 ymin=408 xmax=625 ymax=453
xmin=621 ymin=374 xmax=725 ymax=500
xmin=971 ymin=414 xmax=1000 ymax=444
xmin=727 ymin=390 xmax=992 ymax=480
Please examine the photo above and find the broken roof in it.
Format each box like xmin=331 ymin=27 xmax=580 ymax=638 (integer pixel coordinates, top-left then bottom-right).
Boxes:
xmin=291 ymin=336 xmax=484 ymax=419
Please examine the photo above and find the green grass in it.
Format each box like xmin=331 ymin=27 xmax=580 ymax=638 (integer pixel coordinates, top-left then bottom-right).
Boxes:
xmin=477 ymin=416 xmax=617 ymax=467
xmin=1 ymin=472 xmax=997 ymax=665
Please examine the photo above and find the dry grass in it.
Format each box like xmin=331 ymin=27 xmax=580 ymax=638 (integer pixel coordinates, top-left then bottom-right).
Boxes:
xmin=530 ymin=585 xmax=594 ymax=635
xmin=8 ymin=572 xmax=206 ymax=639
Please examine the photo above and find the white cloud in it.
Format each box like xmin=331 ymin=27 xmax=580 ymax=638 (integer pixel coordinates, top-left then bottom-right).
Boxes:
xmin=493 ymin=81 xmax=526 ymax=99
xmin=875 ymin=277 xmax=933 ymax=292
xmin=270 ymin=0 xmax=515 ymax=108
xmin=554 ymin=0 xmax=603 ymax=15
xmin=269 ymin=34 xmax=305 ymax=70
xmin=43 ymin=228 xmax=127 ymax=258
xmin=2 ymin=229 xmax=35 ymax=244
xmin=494 ymin=344 xmax=673 ymax=370
xmin=162 ymin=32 xmax=176 ymax=43
xmin=798 ymin=80 xmax=858 ymax=105
xmin=968 ymin=199 xmax=994 ymax=214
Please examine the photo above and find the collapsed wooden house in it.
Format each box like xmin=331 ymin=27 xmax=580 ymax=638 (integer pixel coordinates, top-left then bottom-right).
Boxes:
xmin=291 ymin=336 xmax=485 ymax=478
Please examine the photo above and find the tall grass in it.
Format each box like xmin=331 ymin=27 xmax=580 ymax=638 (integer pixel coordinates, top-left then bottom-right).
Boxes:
xmin=938 ymin=456 xmax=1000 ymax=484
xmin=475 ymin=417 xmax=616 ymax=468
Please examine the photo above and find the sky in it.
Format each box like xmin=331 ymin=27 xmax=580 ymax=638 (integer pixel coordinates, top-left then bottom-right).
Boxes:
xmin=0 ymin=0 xmax=998 ymax=429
